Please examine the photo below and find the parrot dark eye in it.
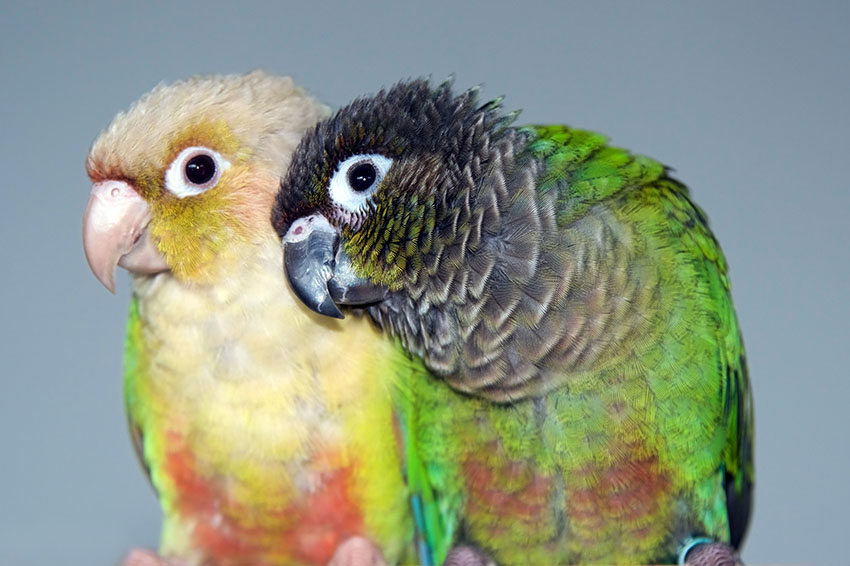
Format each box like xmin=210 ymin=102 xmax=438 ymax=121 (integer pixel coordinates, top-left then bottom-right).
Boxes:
xmin=328 ymin=154 xmax=393 ymax=215
xmin=348 ymin=162 xmax=377 ymax=192
xmin=165 ymin=146 xmax=231 ymax=198
xmin=185 ymin=154 xmax=216 ymax=185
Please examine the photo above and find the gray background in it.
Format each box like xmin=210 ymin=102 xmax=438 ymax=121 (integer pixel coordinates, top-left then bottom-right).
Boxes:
xmin=1 ymin=1 xmax=847 ymax=564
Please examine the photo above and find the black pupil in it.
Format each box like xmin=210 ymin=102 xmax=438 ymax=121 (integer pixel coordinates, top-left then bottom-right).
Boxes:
xmin=348 ymin=162 xmax=377 ymax=192
xmin=185 ymin=154 xmax=216 ymax=185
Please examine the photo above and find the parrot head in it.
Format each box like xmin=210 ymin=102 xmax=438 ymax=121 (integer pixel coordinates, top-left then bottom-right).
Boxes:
xmin=272 ymin=79 xmax=516 ymax=318
xmin=84 ymin=71 xmax=328 ymax=291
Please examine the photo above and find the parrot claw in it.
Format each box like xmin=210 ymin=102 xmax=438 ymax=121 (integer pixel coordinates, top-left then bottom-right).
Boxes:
xmin=681 ymin=540 xmax=744 ymax=566
xmin=442 ymin=545 xmax=496 ymax=566
xmin=327 ymin=536 xmax=387 ymax=566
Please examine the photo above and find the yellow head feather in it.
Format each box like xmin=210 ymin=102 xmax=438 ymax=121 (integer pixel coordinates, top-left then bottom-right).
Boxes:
xmin=86 ymin=71 xmax=330 ymax=282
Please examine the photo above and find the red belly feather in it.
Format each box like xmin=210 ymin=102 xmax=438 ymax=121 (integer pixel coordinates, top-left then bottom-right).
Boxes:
xmin=164 ymin=435 xmax=365 ymax=565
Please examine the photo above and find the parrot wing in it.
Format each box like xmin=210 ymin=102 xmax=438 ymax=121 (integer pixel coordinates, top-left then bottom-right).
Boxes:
xmin=641 ymin=166 xmax=754 ymax=551
xmin=123 ymin=297 xmax=154 ymax=489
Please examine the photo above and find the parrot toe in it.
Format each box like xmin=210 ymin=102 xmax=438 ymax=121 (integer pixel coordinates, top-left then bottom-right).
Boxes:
xmin=327 ymin=536 xmax=387 ymax=566
xmin=683 ymin=541 xmax=744 ymax=566
xmin=121 ymin=548 xmax=188 ymax=566
xmin=442 ymin=545 xmax=496 ymax=566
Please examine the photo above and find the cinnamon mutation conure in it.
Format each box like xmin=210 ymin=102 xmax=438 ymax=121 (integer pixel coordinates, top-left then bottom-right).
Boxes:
xmin=83 ymin=72 xmax=431 ymax=566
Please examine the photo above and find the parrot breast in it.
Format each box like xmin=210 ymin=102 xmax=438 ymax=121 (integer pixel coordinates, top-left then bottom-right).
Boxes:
xmin=125 ymin=236 xmax=415 ymax=565
xmin=161 ymin=436 xmax=363 ymax=564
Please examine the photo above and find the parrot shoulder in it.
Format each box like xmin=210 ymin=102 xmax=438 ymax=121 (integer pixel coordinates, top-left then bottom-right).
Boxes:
xmin=518 ymin=124 xmax=666 ymax=227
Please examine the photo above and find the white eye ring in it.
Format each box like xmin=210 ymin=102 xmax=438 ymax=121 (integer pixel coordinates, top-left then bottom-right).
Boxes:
xmin=328 ymin=154 xmax=393 ymax=213
xmin=164 ymin=146 xmax=231 ymax=198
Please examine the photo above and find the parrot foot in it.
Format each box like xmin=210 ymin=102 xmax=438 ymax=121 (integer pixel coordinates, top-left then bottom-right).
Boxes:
xmin=442 ymin=545 xmax=496 ymax=566
xmin=328 ymin=536 xmax=387 ymax=566
xmin=121 ymin=548 xmax=188 ymax=566
xmin=682 ymin=541 xmax=743 ymax=566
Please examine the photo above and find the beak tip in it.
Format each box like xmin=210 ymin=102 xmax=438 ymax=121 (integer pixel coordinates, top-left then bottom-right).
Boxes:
xmin=83 ymin=244 xmax=117 ymax=294
xmin=319 ymin=302 xmax=345 ymax=320
xmin=284 ymin=263 xmax=346 ymax=320
xmin=95 ymin=267 xmax=117 ymax=294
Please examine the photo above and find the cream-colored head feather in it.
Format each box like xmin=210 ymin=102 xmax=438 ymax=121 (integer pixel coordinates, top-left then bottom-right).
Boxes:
xmin=87 ymin=71 xmax=329 ymax=187
xmin=83 ymin=71 xmax=330 ymax=285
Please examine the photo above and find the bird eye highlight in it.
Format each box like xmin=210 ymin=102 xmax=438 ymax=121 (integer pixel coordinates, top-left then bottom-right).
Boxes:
xmin=165 ymin=146 xmax=231 ymax=198
xmin=348 ymin=162 xmax=377 ymax=192
xmin=328 ymin=154 xmax=393 ymax=213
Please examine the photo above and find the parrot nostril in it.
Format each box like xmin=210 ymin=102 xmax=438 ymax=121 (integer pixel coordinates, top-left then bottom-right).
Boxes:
xmin=111 ymin=187 xmax=120 ymax=197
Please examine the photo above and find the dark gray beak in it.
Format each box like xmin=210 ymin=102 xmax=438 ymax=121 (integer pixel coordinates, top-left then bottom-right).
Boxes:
xmin=281 ymin=214 xmax=386 ymax=319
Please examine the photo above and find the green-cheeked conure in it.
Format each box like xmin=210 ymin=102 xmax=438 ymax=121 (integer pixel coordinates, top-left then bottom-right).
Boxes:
xmin=272 ymin=79 xmax=754 ymax=566
xmin=82 ymin=72 xmax=427 ymax=566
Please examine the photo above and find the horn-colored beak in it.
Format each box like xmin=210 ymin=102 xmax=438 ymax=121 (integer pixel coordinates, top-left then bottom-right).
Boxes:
xmin=82 ymin=180 xmax=168 ymax=293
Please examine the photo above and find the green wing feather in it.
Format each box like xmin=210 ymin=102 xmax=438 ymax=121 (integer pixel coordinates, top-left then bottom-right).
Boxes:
xmin=396 ymin=354 xmax=459 ymax=566
xmin=533 ymin=123 xmax=754 ymax=548
xmin=123 ymin=297 xmax=153 ymax=487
